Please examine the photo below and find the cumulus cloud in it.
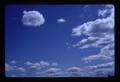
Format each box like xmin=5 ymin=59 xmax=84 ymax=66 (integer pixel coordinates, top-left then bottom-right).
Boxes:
xmin=72 ymin=5 xmax=114 ymax=62
xmin=22 ymin=10 xmax=45 ymax=27
xmin=40 ymin=61 xmax=50 ymax=67
xmin=57 ymin=18 xmax=66 ymax=23
xmin=25 ymin=61 xmax=49 ymax=70
xmin=52 ymin=62 xmax=58 ymax=66
xmin=5 ymin=63 xmax=26 ymax=73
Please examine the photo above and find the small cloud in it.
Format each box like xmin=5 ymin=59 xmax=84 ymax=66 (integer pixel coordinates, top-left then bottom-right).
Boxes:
xmin=10 ymin=60 xmax=16 ymax=64
xmin=52 ymin=62 xmax=58 ymax=66
xmin=57 ymin=18 xmax=66 ymax=23
xmin=17 ymin=67 xmax=26 ymax=72
xmin=25 ymin=61 xmax=33 ymax=66
xmin=22 ymin=10 xmax=45 ymax=27
xmin=45 ymin=68 xmax=61 ymax=74
xmin=40 ymin=61 xmax=50 ymax=68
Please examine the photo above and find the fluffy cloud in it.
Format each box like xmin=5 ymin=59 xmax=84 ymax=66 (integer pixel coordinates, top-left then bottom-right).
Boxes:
xmin=5 ymin=63 xmax=26 ymax=73
xmin=22 ymin=10 xmax=45 ymax=27
xmin=72 ymin=5 xmax=114 ymax=62
xmin=40 ymin=61 xmax=50 ymax=68
xmin=25 ymin=61 xmax=49 ymax=69
xmin=57 ymin=18 xmax=66 ymax=23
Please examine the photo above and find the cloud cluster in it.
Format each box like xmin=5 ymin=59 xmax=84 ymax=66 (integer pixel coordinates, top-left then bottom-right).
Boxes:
xmin=84 ymin=61 xmax=114 ymax=77
xmin=5 ymin=63 xmax=26 ymax=72
xmin=66 ymin=67 xmax=82 ymax=76
xmin=45 ymin=68 xmax=61 ymax=74
xmin=22 ymin=10 xmax=45 ymax=27
xmin=25 ymin=61 xmax=49 ymax=69
xmin=72 ymin=5 xmax=114 ymax=62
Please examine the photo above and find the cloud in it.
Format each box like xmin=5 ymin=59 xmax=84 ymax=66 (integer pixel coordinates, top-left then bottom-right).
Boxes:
xmin=45 ymin=68 xmax=61 ymax=74
xmin=17 ymin=67 xmax=26 ymax=72
xmin=40 ymin=61 xmax=50 ymax=68
xmin=98 ymin=5 xmax=114 ymax=17
xmin=72 ymin=5 xmax=114 ymax=62
xmin=30 ymin=62 xmax=41 ymax=69
xmin=5 ymin=63 xmax=15 ymax=71
xmin=22 ymin=10 xmax=45 ymax=27
xmin=25 ymin=61 xmax=49 ymax=70
xmin=72 ymin=5 xmax=114 ymax=37
xmin=85 ymin=61 xmax=114 ymax=70
xmin=25 ymin=61 xmax=33 ymax=66
xmin=10 ymin=60 xmax=16 ymax=64
xmin=52 ymin=62 xmax=58 ymax=66
xmin=5 ymin=63 xmax=26 ymax=73
xmin=81 ymin=43 xmax=114 ymax=63
xmin=84 ymin=62 xmax=114 ymax=76
xmin=57 ymin=18 xmax=66 ymax=23
xmin=66 ymin=67 xmax=83 ymax=76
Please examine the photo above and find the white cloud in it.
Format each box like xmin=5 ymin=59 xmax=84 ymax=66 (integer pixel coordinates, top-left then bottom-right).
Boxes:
xmin=17 ymin=67 xmax=26 ymax=72
xmin=85 ymin=61 xmax=114 ymax=70
xmin=67 ymin=67 xmax=83 ymax=76
xmin=40 ymin=61 xmax=50 ymax=68
xmin=25 ymin=61 xmax=33 ymax=66
xmin=30 ymin=62 xmax=41 ymax=69
xmin=26 ymin=61 xmax=49 ymax=70
xmin=81 ymin=43 xmax=114 ymax=63
xmin=22 ymin=10 xmax=45 ymax=27
xmin=45 ymin=68 xmax=61 ymax=74
xmin=5 ymin=63 xmax=14 ymax=71
xmin=52 ymin=62 xmax=58 ymax=66
xmin=84 ymin=62 xmax=114 ymax=76
xmin=67 ymin=67 xmax=82 ymax=72
xmin=10 ymin=60 xmax=16 ymax=64
xmin=72 ymin=5 xmax=114 ymax=62
xmin=57 ymin=18 xmax=66 ymax=23
xmin=98 ymin=5 xmax=114 ymax=17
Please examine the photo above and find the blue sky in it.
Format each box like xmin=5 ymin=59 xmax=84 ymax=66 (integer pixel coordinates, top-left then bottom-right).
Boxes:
xmin=5 ymin=5 xmax=114 ymax=77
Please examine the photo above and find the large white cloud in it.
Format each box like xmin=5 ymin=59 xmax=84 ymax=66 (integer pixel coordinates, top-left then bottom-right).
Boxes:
xmin=72 ymin=5 xmax=114 ymax=62
xmin=22 ymin=10 xmax=45 ymax=27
